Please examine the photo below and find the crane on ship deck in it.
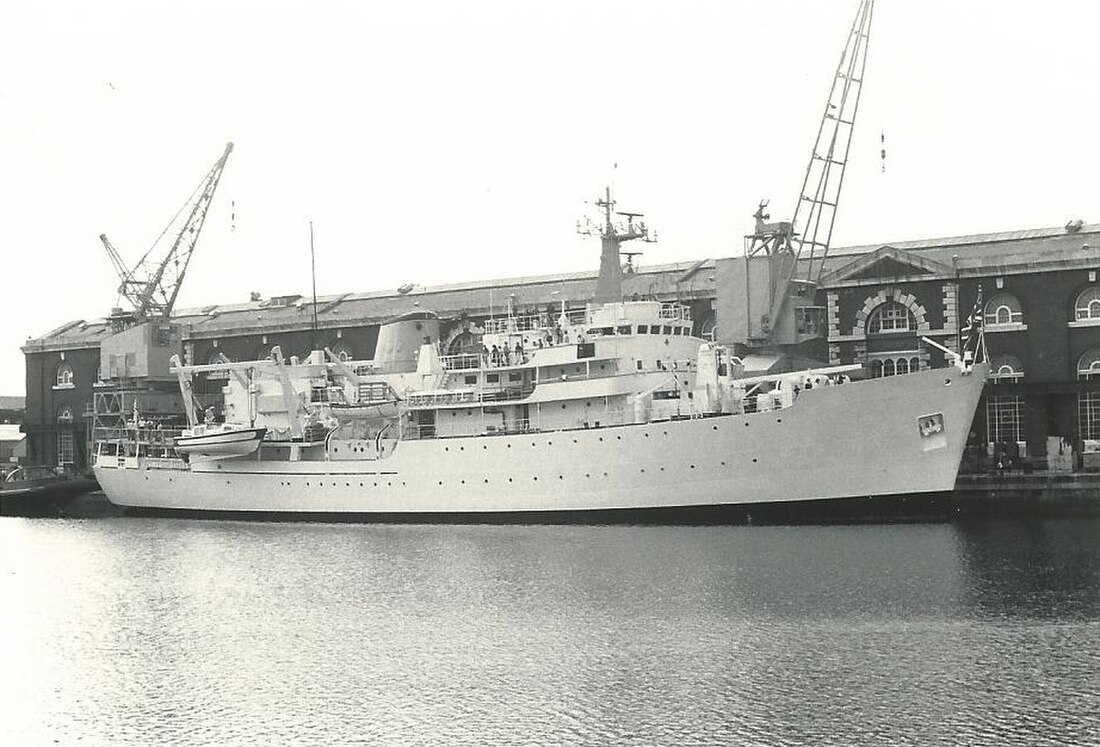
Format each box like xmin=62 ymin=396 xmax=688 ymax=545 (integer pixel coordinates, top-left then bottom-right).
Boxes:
xmin=99 ymin=142 xmax=234 ymax=330
xmin=745 ymin=0 xmax=873 ymax=345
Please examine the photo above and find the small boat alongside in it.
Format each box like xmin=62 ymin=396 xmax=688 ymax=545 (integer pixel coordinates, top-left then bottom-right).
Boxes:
xmin=0 ymin=466 xmax=100 ymax=517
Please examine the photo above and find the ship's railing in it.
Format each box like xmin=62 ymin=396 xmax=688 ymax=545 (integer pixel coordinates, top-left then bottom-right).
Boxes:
xmin=405 ymin=384 xmax=534 ymax=409
xmin=357 ymin=381 xmax=395 ymax=403
xmin=405 ymin=389 xmax=480 ymax=408
xmin=659 ymin=302 xmax=692 ymax=321
xmin=93 ymin=425 xmax=188 ymax=461
xmin=483 ymin=315 xmax=547 ymax=335
xmin=440 ymin=353 xmax=483 ymax=371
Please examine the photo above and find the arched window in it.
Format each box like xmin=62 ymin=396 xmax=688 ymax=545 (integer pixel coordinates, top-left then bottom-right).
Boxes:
xmin=910 ymin=357 xmax=921 ymax=372
xmin=254 ymin=344 xmax=281 ymax=361
xmin=699 ymin=314 xmax=718 ymax=341
xmin=446 ymin=332 xmax=479 ymax=356
xmin=871 ymin=360 xmax=883 ymax=378
xmin=883 ymin=359 xmax=896 ymax=377
xmin=56 ymin=362 xmax=74 ymax=387
xmin=867 ymin=302 xmax=915 ymax=334
xmin=329 ymin=343 xmax=354 ymax=362
xmin=896 ymin=358 xmax=909 ymax=375
xmin=984 ymin=292 xmax=1024 ymax=327
xmin=1075 ymin=288 xmax=1100 ymax=321
xmin=1077 ymin=348 xmax=1100 ymax=379
xmin=989 ymin=354 xmax=1024 ymax=382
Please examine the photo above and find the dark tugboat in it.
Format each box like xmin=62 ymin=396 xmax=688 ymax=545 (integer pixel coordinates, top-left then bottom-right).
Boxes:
xmin=0 ymin=466 xmax=99 ymax=518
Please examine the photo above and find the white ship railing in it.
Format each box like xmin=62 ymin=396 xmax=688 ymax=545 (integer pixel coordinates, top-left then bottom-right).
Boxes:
xmin=659 ymin=302 xmax=692 ymax=321
xmin=483 ymin=315 xmax=547 ymax=334
xmin=440 ymin=353 xmax=484 ymax=371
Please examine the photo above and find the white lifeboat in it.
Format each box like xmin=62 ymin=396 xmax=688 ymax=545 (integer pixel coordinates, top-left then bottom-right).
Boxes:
xmin=174 ymin=423 xmax=267 ymax=458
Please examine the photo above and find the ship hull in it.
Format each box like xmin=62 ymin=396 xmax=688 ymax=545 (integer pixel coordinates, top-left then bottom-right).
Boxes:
xmin=95 ymin=365 xmax=986 ymax=522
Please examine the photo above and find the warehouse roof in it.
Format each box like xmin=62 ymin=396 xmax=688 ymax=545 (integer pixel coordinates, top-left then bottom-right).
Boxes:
xmin=24 ymin=221 xmax=1100 ymax=351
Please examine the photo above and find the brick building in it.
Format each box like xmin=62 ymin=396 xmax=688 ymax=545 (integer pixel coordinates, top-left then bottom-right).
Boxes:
xmin=21 ymin=221 xmax=1100 ymax=472
xmin=820 ymin=223 xmax=1100 ymax=469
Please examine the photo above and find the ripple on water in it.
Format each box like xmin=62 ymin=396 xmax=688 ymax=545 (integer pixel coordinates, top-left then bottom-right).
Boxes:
xmin=0 ymin=517 xmax=1097 ymax=746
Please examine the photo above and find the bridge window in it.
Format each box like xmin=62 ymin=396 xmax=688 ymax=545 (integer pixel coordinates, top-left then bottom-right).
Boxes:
xmin=637 ymin=325 xmax=648 ymax=334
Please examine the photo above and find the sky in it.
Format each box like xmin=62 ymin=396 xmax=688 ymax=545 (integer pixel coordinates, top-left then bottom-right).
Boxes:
xmin=1 ymin=0 xmax=1098 ymax=395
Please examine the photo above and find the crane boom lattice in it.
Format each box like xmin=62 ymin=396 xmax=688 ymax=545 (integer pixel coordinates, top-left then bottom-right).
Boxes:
xmin=792 ymin=0 xmax=873 ymax=285
xmin=100 ymin=142 xmax=234 ymax=326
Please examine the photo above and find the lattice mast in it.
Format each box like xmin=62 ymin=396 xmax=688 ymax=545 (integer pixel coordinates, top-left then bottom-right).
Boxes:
xmin=577 ymin=186 xmax=656 ymax=304
xmin=100 ymin=142 xmax=234 ymax=325
xmin=747 ymin=1 xmax=873 ymax=341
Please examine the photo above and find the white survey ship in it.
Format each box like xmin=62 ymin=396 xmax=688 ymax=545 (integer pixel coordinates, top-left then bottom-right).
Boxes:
xmin=92 ymin=293 xmax=988 ymax=522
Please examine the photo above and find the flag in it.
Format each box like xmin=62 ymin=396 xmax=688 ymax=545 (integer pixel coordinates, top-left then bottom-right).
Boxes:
xmin=960 ymin=285 xmax=985 ymax=364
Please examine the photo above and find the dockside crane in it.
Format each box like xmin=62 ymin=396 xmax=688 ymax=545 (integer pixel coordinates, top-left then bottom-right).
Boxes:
xmin=100 ymin=142 xmax=234 ymax=329
xmin=746 ymin=1 xmax=873 ymax=344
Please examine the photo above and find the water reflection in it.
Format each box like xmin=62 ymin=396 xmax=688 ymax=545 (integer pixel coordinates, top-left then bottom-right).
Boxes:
xmin=1 ymin=517 xmax=1096 ymax=746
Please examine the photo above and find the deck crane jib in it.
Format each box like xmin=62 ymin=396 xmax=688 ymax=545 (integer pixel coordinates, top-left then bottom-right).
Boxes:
xmin=744 ymin=0 xmax=873 ymax=345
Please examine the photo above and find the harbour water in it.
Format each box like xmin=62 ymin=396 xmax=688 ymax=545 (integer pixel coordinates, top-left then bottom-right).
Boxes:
xmin=1 ymin=516 xmax=1097 ymax=746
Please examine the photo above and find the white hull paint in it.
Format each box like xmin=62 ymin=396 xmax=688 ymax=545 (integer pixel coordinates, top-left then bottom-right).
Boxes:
xmin=95 ymin=365 xmax=986 ymax=518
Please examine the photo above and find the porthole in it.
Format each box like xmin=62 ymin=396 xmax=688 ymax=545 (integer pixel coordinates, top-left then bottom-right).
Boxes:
xmin=752 ymin=458 xmax=758 ymax=463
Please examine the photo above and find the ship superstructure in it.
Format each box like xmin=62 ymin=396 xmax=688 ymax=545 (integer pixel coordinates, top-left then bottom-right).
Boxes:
xmin=92 ymin=270 xmax=988 ymax=521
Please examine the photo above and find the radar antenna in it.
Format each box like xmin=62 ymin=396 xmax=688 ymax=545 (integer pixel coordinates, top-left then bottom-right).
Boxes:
xmin=577 ymin=187 xmax=656 ymax=303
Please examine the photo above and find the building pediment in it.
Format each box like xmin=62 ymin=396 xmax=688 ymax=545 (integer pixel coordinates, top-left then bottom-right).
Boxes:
xmin=820 ymin=245 xmax=955 ymax=287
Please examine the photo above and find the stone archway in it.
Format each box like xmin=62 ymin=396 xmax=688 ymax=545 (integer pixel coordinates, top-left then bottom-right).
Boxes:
xmin=853 ymin=287 xmax=930 ymax=335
